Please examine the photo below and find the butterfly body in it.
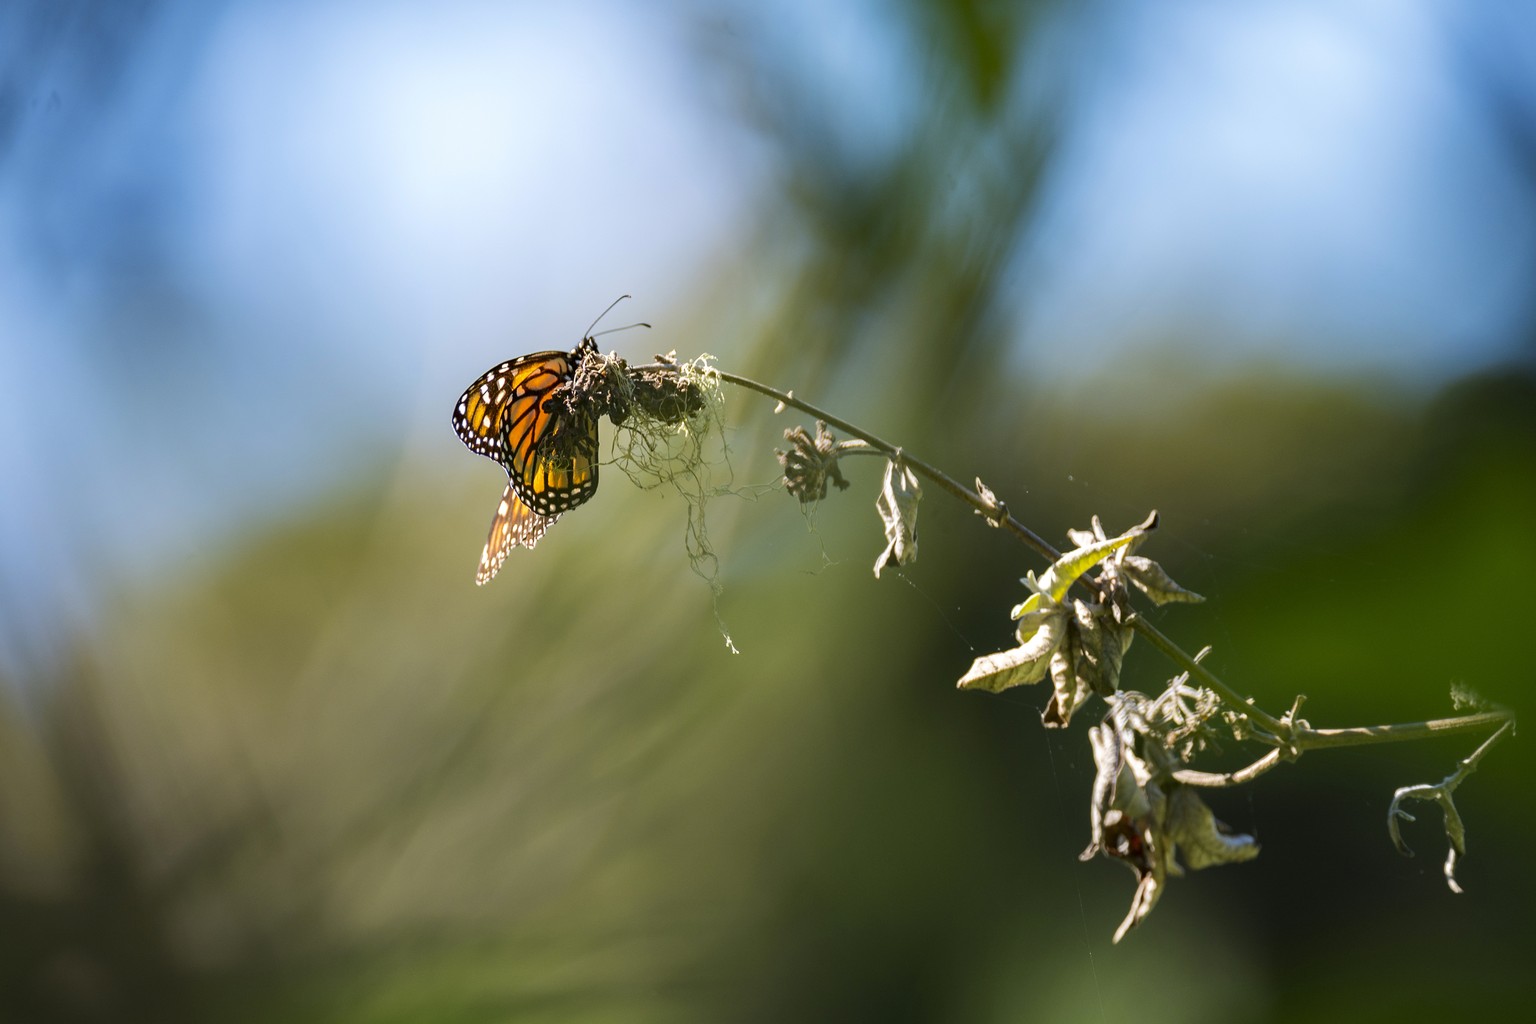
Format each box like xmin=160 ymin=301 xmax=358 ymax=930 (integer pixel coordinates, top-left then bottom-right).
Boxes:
xmin=452 ymin=337 xmax=601 ymax=583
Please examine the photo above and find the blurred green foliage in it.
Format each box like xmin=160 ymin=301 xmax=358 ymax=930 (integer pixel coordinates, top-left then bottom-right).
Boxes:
xmin=5 ymin=0 xmax=1536 ymax=1021
xmin=3 ymin=362 xmax=1531 ymax=1022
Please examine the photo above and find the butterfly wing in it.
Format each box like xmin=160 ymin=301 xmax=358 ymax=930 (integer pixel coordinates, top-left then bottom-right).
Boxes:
xmin=453 ymin=340 xmax=601 ymax=584
xmin=452 ymin=349 xmax=574 ymax=463
xmin=476 ymin=483 xmax=561 ymax=585
xmin=503 ymin=404 xmax=599 ymax=516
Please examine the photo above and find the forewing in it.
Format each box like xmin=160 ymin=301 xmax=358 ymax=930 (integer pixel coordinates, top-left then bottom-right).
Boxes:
xmin=452 ymin=350 xmax=572 ymax=462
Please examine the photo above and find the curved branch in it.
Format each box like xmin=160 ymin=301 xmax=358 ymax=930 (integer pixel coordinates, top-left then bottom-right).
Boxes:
xmin=694 ymin=367 xmax=1286 ymax=733
xmin=1297 ymin=711 xmax=1515 ymax=750
xmin=1175 ymin=748 xmax=1285 ymax=788
xmin=640 ymin=359 xmax=1517 ymax=756
xmin=705 ymin=367 xmax=1062 ymax=562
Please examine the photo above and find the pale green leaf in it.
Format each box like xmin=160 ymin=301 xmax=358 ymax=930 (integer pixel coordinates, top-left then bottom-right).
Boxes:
xmin=1037 ymin=532 xmax=1139 ymax=604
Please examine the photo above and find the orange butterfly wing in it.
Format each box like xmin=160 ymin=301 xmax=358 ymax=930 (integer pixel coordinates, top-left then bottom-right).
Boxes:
xmin=452 ymin=349 xmax=573 ymax=463
xmin=475 ymin=483 xmax=560 ymax=585
xmin=452 ymin=340 xmax=600 ymax=583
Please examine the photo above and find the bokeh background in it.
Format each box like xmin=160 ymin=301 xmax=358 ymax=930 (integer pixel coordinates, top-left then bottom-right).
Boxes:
xmin=3 ymin=1 xmax=1535 ymax=1020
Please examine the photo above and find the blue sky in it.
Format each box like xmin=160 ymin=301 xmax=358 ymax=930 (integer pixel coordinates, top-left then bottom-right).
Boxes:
xmin=2 ymin=0 xmax=1533 ymax=676
xmin=1021 ymin=0 xmax=1536 ymax=378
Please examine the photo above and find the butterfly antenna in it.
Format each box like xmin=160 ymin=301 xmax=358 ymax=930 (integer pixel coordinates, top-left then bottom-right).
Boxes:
xmin=585 ymin=294 xmax=632 ymax=340
xmin=590 ymin=321 xmax=651 ymax=340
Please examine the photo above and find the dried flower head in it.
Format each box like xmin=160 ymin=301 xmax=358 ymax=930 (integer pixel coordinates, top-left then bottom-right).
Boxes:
xmin=626 ymin=361 xmax=709 ymax=426
xmin=776 ymin=421 xmax=851 ymax=503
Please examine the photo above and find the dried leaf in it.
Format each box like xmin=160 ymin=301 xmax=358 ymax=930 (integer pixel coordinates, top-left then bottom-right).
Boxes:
xmin=1043 ymin=643 xmax=1092 ymax=727
xmin=974 ymin=477 xmax=1005 ymax=526
xmin=1165 ymin=787 xmax=1260 ymax=870
xmin=1121 ymin=555 xmax=1205 ymax=606
xmin=873 ymin=459 xmax=921 ymax=578
xmin=1071 ymin=599 xmax=1131 ymax=698
xmin=957 ymin=640 xmax=1051 ymax=693
xmin=1114 ymin=867 xmax=1164 ymax=944
xmin=958 ymin=611 xmax=1064 ymax=693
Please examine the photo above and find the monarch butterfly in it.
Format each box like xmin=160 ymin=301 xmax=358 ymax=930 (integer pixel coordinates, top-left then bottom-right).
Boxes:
xmin=452 ymin=336 xmax=601 ymax=585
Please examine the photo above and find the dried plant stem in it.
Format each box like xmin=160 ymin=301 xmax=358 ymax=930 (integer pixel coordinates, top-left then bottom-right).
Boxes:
xmin=706 ymin=367 xmax=1061 ymax=562
xmin=1386 ymin=719 xmax=1515 ymax=892
xmin=1129 ymin=617 xmax=1286 ymax=736
xmin=704 ymin=367 xmax=1290 ymax=728
xmin=1173 ymin=749 xmax=1287 ymax=788
xmin=1299 ymin=711 xmax=1514 ymax=750
xmin=647 ymin=363 xmax=1515 ymax=757
xmin=1174 ymin=712 xmax=1514 ymax=787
